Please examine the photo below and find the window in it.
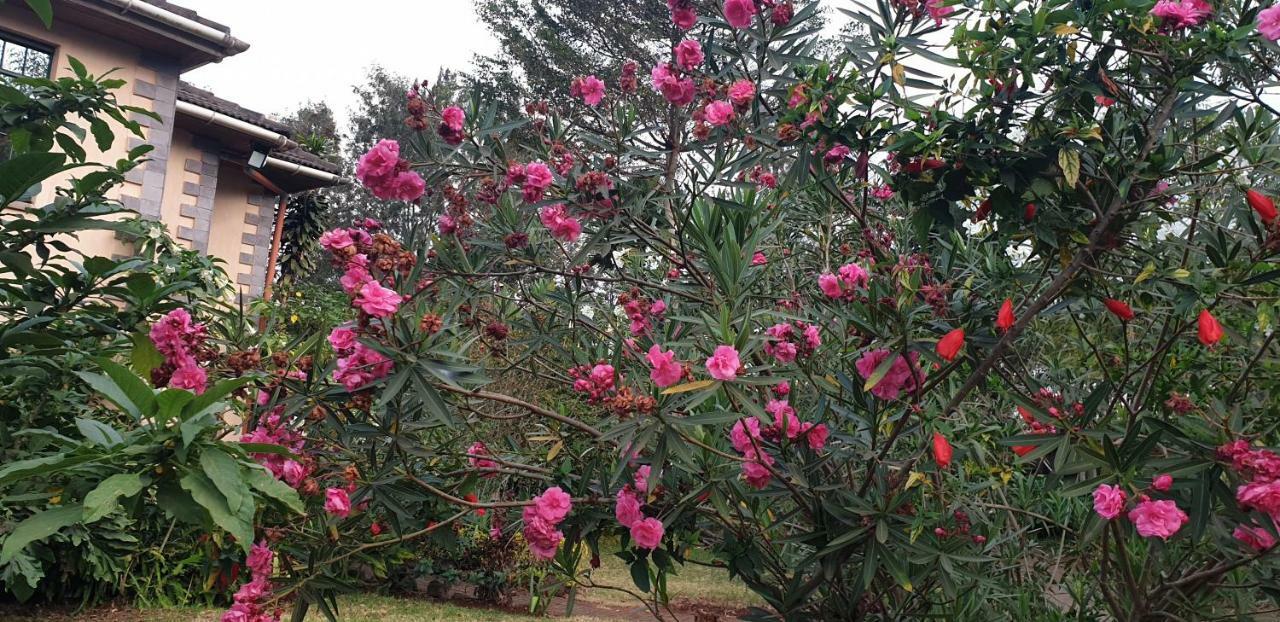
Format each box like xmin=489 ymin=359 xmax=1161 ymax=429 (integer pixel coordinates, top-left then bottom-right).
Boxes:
xmin=0 ymin=32 xmax=52 ymax=81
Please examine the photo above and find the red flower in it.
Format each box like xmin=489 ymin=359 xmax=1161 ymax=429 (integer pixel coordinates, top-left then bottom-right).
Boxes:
xmin=996 ymin=299 xmax=1015 ymax=332
xmin=932 ymin=432 xmax=953 ymax=469
xmin=1197 ymin=309 xmax=1223 ymax=346
xmin=1024 ymin=202 xmax=1037 ymax=222
xmin=1012 ymin=445 xmax=1035 ymax=457
xmin=465 ymin=493 xmax=486 ymax=516
xmin=1103 ymin=298 xmax=1134 ymax=322
xmin=936 ymin=328 xmax=965 ymax=362
xmin=1247 ymin=189 xmax=1277 ymax=224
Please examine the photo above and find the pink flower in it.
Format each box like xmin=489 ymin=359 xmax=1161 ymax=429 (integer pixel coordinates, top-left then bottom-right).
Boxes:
xmin=356 ymin=140 xmax=400 ymax=183
xmin=325 ymin=487 xmax=352 ymax=518
xmin=1128 ymin=499 xmax=1188 ymax=540
xmin=1093 ymin=484 xmax=1127 ymax=520
xmin=723 ymin=0 xmax=758 ymax=28
xmin=534 ymin=486 xmax=573 ymax=523
xmin=728 ymin=80 xmax=756 ymax=106
xmin=340 ymin=265 xmax=373 ymax=295
xmin=630 ymin=517 xmax=665 ymax=550
xmin=1150 ymin=0 xmax=1212 ymax=29
xmin=705 ymin=100 xmax=735 ymax=126
xmin=651 ymin=64 xmax=696 ymax=105
xmin=803 ymin=324 xmax=821 ymax=350
xmin=634 ymin=465 xmax=651 ymax=492
xmin=824 ymin=145 xmax=851 ymax=164
xmin=539 ymin=204 xmax=582 ymax=242
xmin=615 ymin=489 xmax=644 ymax=528
xmin=328 ymin=326 xmax=357 ymax=352
xmin=467 ymin=441 xmax=497 ymax=471
xmin=730 ymin=417 xmax=762 ymax=453
xmin=169 ymin=359 xmax=207 ymax=395
xmin=741 ymin=459 xmax=771 ymax=489
xmin=766 ymin=399 xmax=800 ymax=439
xmin=281 ymin=460 xmax=307 ymax=487
xmin=522 ymin=506 xmax=564 ymax=561
xmin=441 ymin=106 xmax=465 ymax=132
xmin=571 ymin=75 xmax=606 ymax=106
xmin=1152 ymin=474 xmax=1173 ymax=491
xmin=674 ymin=40 xmax=704 ymax=70
xmin=818 ymin=273 xmax=843 ymax=298
xmin=1234 ymin=524 xmax=1277 ymax=552
xmin=522 ymin=161 xmax=555 ymax=203
xmin=872 ymin=185 xmax=895 ymax=200
xmin=802 ymin=423 xmax=828 ymax=451
xmin=751 ymin=252 xmax=767 ymax=266
xmin=705 ymin=345 xmax=741 ymax=381
xmin=355 ymin=281 xmax=401 ymax=317
xmin=838 ymin=263 xmax=869 ymax=288
xmin=647 ymin=345 xmax=684 ymax=387
xmin=854 ymin=349 xmax=922 ymax=400
xmin=1259 ymin=5 xmax=1280 ymax=39
xmin=925 ymin=0 xmax=955 ymax=25
xmin=318 ymin=229 xmax=354 ymax=251
xmin=247 ymin=542 xmax=274 ymax=577
xmin=1238 ymin=480 xmax=1280 ymax=518
xmin=672 ymin=6 xmax=698 ymax=29
xmin=332 ymin=343 xmax=393 ymax=391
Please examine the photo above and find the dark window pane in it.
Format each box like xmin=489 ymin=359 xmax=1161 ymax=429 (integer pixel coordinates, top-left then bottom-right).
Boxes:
xmin=23 ymin=49 xmax=49 ymax=77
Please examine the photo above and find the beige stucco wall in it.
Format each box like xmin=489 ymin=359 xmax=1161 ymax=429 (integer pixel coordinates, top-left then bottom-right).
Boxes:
xmin=210 ymin=159 xmax=269 ymax=296
xmin=0 ymin=7 xmax=162 ymax=260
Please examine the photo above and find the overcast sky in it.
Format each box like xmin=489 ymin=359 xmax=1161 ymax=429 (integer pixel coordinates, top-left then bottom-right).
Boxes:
xmin=181 ymin=1 xmax=497 ymax=127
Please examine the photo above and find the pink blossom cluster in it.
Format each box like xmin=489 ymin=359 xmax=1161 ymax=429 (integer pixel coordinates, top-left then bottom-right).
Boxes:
xmin=539 ymin=204 xmax=582 ymax=242
xmin=615 ymin=468 xmax=665 ymax=550
xmin=330 ymin=326 xmax=394 ymax=392
xmin=668 ymin=0 xmax=698 ymax=29
xmin=727 ymin=400 xmax=827 ymax=490
xmin=507 ymin=160 xmax=556 ymax=203
xmin=570 ymin=363 xmax=616 ymax=402
xmin=646 ymin=345 xmax=685 ymax=388
xmin=439 ymin=105 xmax=466 ymax=145
xmin=319 ymin=223 xmax=406 ymax=320
xmin=1150 ymin=0 xmax=1212 ymax=29
xmin=149 ymin=308 xmax=209 ymax=394
xmin=620 ymin=290 xmax=666 ymax=335
xmin=1093 ymin=483 xmax=1189 ymax=540
xmin=242 ymin=410 xmax=309 ymax=488
xmin=723 ymin=0 xmax=758 ymax=28
xmin=817 ymin=262 xmax=870 ymax=300
xmin=650 ymin=63 xmax=696 ymax=106
xmin=324 ymin=487 xmax=352 ymax=518
xmin=705 ymin=345 xmax=742 ymax=381
xmin=523 ymin=486 xmax=573 ymax=560
xmin=1260 ymin=5 xmax=1280 ymax=40
xmin=355 ymin=139 xmax=426 ymax=202
xmin=570 ymin=75 xmax=606 ymax=106
xmin=762 ymin=321 xmax=820 ymax=365
xmin=220 ymin=542 xmax=279 ymax=622
xmin=855 ymin=349 xmax=922 ymax=400
xmin=467 ymin=441 xmax=498 ymax=475
xmin=1219 ymin=441 xmax=1280 ymax=551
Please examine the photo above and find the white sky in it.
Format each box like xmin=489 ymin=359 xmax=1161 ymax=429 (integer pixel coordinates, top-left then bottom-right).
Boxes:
xmin=181 ymin=0 xmax=496 ymax=126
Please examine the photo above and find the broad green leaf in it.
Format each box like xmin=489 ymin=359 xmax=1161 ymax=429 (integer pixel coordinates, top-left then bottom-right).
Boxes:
xmin=23 ymin=0 xmax=53 ymax=28
xmin=180 ymin=472 xmax=253 ymax=553
xmin=200 ymin=448 xmax=248 ymax=514
xmin=75 ymin=418 xmax=122 ymax=447
xmin=94 ymin=358 xmax=157 ymax=418
xmin=0 ymin=505 xmax=83 ymax=564
xmin=82 ymin=473 xmax=144 ymax=522
xmin=1058 ymin=149 xmax=1080 ymax=188
xmin=73 ymin=371 xmax=141 ymax=419
xmin=0 ymin=152 xmax=63 ymax=205
xmin=246 ymin=467 xmax=304 ymax=514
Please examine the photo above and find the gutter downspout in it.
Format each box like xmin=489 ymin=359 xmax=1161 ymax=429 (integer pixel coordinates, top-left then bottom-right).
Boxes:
xmin=97 ymin=0 xmax=250 ymax=54
xmin=246 ymin=168 xmax=287 ymax=310
xmin=264 ymin=156 xmax=345 ymax=185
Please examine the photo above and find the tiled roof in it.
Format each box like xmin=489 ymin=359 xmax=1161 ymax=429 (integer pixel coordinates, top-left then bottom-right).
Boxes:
xmin=177 ymin=82 xmax=294 ymax=135
xmin=176 ymin=82 xmax=342 ymax=175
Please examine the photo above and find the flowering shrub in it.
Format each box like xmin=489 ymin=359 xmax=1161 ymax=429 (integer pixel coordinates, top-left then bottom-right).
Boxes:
xmin=13 ymin=1 xmax=1280 ymax=621
xmin=215 ymin=0 xmax=1280 ymax=619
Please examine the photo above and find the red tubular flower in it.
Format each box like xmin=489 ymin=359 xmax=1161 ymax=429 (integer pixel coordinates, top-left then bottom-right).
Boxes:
xmin=1247 ymin=189 xmax=1277 ymax=224
xmin=932 ymin=432 xmax=953 ymax=469
xmin=936 ymin=327 xmax=965 ymax=362
xmin=1103 ymin=298 xmax=1135 ymax=322
xmin=1024 ymin=202 xmax=1037 ymax=222
xmin=1197 ymin=309 xmax=1223 ymax=346
xmin=996 ymin=299 xmax=1015 ymax=332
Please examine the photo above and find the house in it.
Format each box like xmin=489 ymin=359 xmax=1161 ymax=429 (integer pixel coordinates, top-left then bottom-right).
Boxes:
xmin=0 ymin=0 xmax=343 ymax=298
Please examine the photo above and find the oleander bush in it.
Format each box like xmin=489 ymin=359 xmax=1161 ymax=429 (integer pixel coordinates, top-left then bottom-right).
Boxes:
xmin=7 ymin=1 xmax=1280 ymax=621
